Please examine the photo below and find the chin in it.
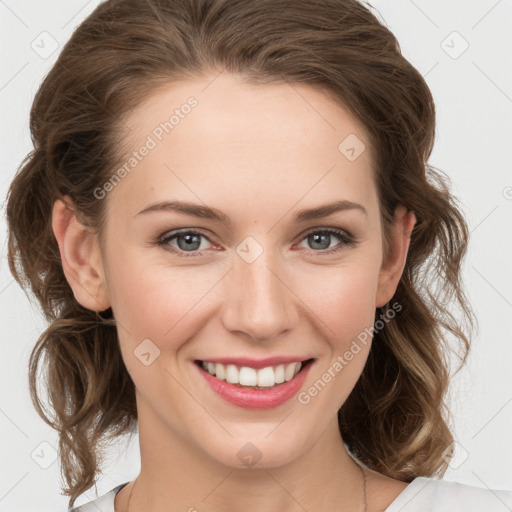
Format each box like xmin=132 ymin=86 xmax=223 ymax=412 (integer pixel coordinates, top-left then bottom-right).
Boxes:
xmin=202 ymin=430 xmax=309 ymax=470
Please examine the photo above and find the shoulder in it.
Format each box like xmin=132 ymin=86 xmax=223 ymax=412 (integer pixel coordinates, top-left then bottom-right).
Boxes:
xmin=386 ymin=476 xmax=512 ymax=512
xmin=67 ymin=482 xmax=129 ymax=512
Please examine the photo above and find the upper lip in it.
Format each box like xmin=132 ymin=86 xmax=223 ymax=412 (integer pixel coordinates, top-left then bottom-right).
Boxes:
xmin=196 ymin=356 xmax=315 ymax=369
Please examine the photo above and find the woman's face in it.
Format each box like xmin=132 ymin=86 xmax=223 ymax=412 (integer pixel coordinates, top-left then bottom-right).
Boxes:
xmin=89 ymin=73 xmax=413 ymax=468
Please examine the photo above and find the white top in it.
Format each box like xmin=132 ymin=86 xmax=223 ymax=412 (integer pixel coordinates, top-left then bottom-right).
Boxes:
xmin=68 ymin=477 xmax=512 ymax=511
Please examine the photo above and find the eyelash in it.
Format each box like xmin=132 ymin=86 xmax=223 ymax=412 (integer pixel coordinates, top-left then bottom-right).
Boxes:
xmin=156 ymin=227 xmax=358 ymax=258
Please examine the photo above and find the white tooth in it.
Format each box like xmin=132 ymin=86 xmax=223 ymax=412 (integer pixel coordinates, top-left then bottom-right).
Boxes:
xmin=215 ymin=363 xmax=225 ymax=380
xmin=225 ymin=364 xmax=239 ymax=384
xmin=239 ymin=366 xmax=258 ymax=386
xmin=207 ymin=361 xmax=303 ymax=386
xmin=257 ymin=366 xmax=276 ymax=387
xmin=284 ymin=362 xmax=298 ymax=382
xmin=274 ymin=364 xmax=285 ymax=384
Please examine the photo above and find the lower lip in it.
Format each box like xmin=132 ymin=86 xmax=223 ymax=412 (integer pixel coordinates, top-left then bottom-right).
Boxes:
xmin=195 ymin=360 xmax=314 ymax=409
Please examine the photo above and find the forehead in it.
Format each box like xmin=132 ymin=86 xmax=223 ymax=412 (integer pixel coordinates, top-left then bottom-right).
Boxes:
xmin=108 ymin=73 xmax=378 ymax=222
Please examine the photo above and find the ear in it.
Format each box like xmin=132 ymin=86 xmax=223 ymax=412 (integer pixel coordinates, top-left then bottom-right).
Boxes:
xmin=375 ymin=204 xmax=416 ymax=308
xmin=51 ymin=195 xmax=110 ymax=312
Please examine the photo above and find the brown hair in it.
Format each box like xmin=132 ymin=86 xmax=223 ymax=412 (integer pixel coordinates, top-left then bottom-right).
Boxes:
xmin=5 ymin=0 xmax=475 ymax=506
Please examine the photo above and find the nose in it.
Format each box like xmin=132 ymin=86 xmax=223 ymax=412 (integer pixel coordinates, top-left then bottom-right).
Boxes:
xmin=221 ymin=246 xmax=299 ymax=342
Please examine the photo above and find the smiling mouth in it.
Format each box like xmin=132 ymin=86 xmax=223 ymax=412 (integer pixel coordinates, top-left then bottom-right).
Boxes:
xmin=194 ymin=358 xmax=315 ymax=389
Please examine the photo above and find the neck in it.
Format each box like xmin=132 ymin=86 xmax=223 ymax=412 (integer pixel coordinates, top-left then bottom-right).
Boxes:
xmin=122 ymin=397 xmax=367 ymax=512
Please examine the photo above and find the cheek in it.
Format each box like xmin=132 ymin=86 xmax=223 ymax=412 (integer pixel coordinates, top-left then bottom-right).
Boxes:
xmin=106 ymin=249 xmax=223 ymax=344
xmin=294 ymin=264 xmax=379 ymax=415
xmin=297 ymin=258 xmax=380 ymax=347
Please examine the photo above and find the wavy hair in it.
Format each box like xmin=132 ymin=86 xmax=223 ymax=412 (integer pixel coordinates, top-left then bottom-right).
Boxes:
xmin=5 ymin=0 xmax=475 ymax=506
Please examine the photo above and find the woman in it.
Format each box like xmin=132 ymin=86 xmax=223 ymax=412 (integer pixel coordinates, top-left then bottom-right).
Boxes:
xmin=5 ymin=0 xmax=512 ymax=511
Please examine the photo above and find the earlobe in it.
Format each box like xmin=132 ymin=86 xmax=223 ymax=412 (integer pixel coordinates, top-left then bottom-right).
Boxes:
xmin=52 ymin=196 xmax=110 ymax=312
xmin=375 ymin=205 xmax=417 ymax=308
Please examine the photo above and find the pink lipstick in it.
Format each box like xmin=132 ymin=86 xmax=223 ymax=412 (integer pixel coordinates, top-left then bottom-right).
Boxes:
xmin=194 ymin=358 xmax=314 ymax=409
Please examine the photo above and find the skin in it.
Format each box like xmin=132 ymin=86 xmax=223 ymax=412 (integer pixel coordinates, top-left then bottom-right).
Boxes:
xmin=52 ymin=72 xmax=416 ymax=511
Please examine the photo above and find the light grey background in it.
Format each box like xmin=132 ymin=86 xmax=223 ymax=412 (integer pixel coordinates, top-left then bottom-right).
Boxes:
xmin=1 ymin=0 xmax=511 ymax=510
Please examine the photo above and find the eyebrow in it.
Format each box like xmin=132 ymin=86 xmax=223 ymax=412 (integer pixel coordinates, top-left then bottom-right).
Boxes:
xmin=135 ymin=199 xmax=368 ymax=224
